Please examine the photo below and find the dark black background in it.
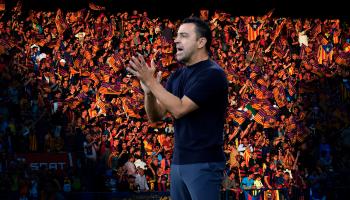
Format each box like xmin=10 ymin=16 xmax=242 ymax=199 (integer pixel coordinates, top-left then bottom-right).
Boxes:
xmin=3 ymin=0 xmax=349 ymax=20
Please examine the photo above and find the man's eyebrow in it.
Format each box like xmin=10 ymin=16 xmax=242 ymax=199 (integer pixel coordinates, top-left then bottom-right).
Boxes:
xmin=177 ymin=32 xmax=189 ymax=36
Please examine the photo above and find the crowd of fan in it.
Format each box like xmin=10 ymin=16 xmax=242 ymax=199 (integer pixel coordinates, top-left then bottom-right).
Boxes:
xmin=0 ymin=1 xmax=350 ymax=199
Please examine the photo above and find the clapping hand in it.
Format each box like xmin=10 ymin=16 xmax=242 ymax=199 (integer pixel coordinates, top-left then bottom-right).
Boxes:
xmin=127 ymin=53 xmax=162 ymax=94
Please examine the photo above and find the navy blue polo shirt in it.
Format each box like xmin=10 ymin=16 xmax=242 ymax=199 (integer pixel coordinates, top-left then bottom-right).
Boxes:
xmin=166 ymin=59 xmax=228 ymax=164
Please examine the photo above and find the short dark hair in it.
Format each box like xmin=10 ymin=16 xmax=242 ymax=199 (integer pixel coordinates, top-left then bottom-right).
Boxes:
xmin=182 ymin=17 xmax=212 ymax=52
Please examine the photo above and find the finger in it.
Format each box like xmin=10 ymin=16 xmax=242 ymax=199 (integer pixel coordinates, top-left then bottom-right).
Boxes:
xmin=150 ymin=59 xmax=157 ymax=71
xmin=131 ymin=56 xmax=142 ymax=69
xmin=136 ymin=52 xmax=147 ymax=67
xmin=129 ymin=60 xmax=141 ymax=72
xmin=126 ymin=67 xmax=139 ymax=77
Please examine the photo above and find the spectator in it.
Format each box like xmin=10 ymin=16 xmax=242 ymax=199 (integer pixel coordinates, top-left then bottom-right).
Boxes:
xmin=240 ymin=171 xmax=255 ymax=190
xmin=222 ymin=170 xmax=241 ymax=200
xmin=135 ymin=167 xmax=149 ymax=192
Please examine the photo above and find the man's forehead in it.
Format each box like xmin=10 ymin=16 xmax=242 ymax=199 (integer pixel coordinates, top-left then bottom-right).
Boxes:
xmin=177 ymin=23 xmax=196 ymax=34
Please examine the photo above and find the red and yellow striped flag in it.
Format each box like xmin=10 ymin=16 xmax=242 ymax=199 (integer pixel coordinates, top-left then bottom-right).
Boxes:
xmin=243 ymin=148 xmax=251 ymax=167
xmin=333 ymin=30 xmax=340 ymax=44
xmin=247 ymin=21 xmax=262 ymax=42
xmin=103 ymin=74 xmax=110 ymax=82
xmin=90 ymin=73 xmax=100 ymax=86
xmin=252 ymin=84 xmax=267 ymax=100
xmin=96 ymin=100 xmax=107 ymax=114
xmin=273 ymin=86 xmax=287 ymax=108
xmin=311 ymin=23 xmax=322 ymax=38
xmin=257 ymin=78 xmax=268 ymax=87
xmin=335 ymin=55 xmax=347 ymax=65
xmin=321 ymin=37 xmax=328 ymax=45
xmin=81 ymin=71 xmax=91 ymax=77
xmin=317 ymin=44 xmax=333 ymax=64
xmin=272 ymin=19 xmax=286 ymax=42
xmin=231 ymin=110 xmax=247 ymax=125
xmin=254 ymin=110 xmax=267 ymax=125
xmin=121 ymin=97 xmax=141 ymax=119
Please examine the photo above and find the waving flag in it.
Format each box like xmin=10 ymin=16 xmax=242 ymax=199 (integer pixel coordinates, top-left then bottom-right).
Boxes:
xmin=252 ymin=84 xmax=268 ymax=100
xmin=243 ymin=148 xmax=251 ymax=166
xmin=318 ymin=43 xmax=333 ymax=64
xmin=231 ymin=110 xmax=249 ymax=125
xmin=107 ymin=54 xmax=123 ymax=72
xmin=272 ymin=18 xmax=286 ymax=42
xmin=245 ymin=103 xmax=257 ymax=116
xmin=96 ymin=100 xmax=107 ymax=115
xmin=333 ymin=29 xmax=340 ymax=44
xmin=254 ymin=110 xmax=268 ymax=125
xmin=273 ymin=86 xmax=287 ymax=108
xmin=55 ymin=9 xmax=67 ymax=34
xmin=90 ymin=73 xmax=100 ymax=86
xmin=247 ymin=21 xmax=262 ymax=42
xmin=262 ymin=105 xmax=278 ymax=116
xmin=121 ymin=97 xmax=141 ymax=119
xmin=317 ymin=35 xmax=329 ymax=46
xmin=311 ymin=23 xmax=322 ymax=38
xmin=249 ymin=99 xmax=262 ymax=111
xmin=335 ymin=53 xmax=347 ymax=65
xmin=257 ymin=78 xmax=268 ymax=88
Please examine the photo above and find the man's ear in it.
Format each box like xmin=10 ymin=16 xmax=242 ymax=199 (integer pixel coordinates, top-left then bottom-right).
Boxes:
xmin=198 ymin=37 xmax=207 ymax=49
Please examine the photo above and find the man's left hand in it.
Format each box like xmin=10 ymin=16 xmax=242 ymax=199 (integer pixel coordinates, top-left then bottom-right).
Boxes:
xmin=127 ymin=53 xmax=157 ymax=87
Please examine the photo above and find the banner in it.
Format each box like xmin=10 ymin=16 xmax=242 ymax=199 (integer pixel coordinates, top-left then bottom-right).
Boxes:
xmin=16 ymin=153 xmax=74 ymax=170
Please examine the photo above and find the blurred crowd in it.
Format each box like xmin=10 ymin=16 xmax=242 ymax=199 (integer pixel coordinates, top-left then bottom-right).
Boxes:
xmin=0 ymin=1 xmax=350 ymax=199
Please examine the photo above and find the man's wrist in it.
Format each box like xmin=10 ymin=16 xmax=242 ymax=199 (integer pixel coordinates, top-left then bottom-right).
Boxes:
xmin=145 ymin=78 xmax=157 ymax=90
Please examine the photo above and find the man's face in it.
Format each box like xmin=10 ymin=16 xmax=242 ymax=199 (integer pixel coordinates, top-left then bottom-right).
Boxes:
xmin=253 ymin=152 xmax=257 ymax=158
xmin=242 ymin=138 xmax=248 ymax=145
xmin=174 ymin=23 xmax=200 ymax=65
xmin=153 ymin=159 xmax=158 ymax=166
xmin=128 ymin=176 xmax=135 ymax=183
xmin=166 ymin=152 xmax=171 ymax=159
xmin=229 ymin=173 xmax=235 ymax=179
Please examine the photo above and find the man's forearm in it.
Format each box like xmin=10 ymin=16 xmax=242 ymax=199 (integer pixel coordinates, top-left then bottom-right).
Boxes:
xmin=144 ymin=92 xmax=165 ymax=122
xmin=147 ymin=79 xmax=189 ymax=119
